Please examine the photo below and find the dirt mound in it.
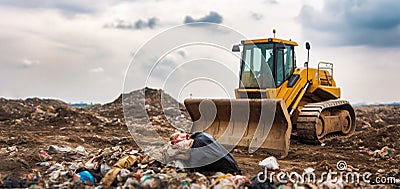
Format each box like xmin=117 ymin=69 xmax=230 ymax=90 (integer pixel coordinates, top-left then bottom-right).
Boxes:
xmin=0 ymin=97 xmax=104 ymax=128
xmin=0 ymin=98 xmax=68 ymax=120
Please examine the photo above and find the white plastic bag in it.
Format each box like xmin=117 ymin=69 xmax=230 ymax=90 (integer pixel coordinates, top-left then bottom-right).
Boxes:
xmin=258 ymin=156 xmax=279 ymax=170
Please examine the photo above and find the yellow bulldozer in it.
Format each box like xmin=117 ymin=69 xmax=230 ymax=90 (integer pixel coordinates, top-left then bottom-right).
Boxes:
xmin=184 ymin=32 xmax=356 ymax=158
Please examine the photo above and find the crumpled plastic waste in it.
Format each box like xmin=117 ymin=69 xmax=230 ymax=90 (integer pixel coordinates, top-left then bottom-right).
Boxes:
xmin=210 ymin=173 xmax=250 ymax=189
xmin=303 ymin=167 xmax=315 ymax=174
xmin=100 ymin=162 xmax=111 ymax=177
xmin=258 ymin=156 xmax=279 ymax=170
xmin=230 ymin=175 xmax=250 ymax=188
xmin=78 ymin=170 xmax=95 ymax=185
xmin=101 ymin=155 xmax=137 ymax=187
xmin=75 ymin=146 xmax=87 ymax=155
xmin=49 ymin=169 xmax=61 ymax=182
xmin=39 ymin=150 xmax=52 ymax=161
xmin=47 ymin=145 xmax=72 ymax=154
xmin=34 ymin=105 xmax=45 ymax=114
xmin=373 ymin=146 xmax=396 ymax=159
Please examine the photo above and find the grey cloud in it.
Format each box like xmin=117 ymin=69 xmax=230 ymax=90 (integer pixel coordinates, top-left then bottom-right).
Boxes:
xmin=0 ymin=0 xmax=139 ymax=16
xmin=134 ymin=20 xmax=145 ymax=29
xmin=298 ymin=0 xmax=400 ymax=47
xmin=250 ymin=12 xmax=264 ymax=21
xmin=147 ymin=17 xmax=158 ymax=29
xmin=0 ymin=0 xmax=112 ymax=15
xmin=184 ymin=11 xmax=223 ymax=24
xmin=135 ymin=17 xmax=158 ymax=29
xmin=105 ymin=18 xmax=159 ymax=30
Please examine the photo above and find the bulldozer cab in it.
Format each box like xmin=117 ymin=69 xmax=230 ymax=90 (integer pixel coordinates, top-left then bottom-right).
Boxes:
xmin=237 ymin=39 xmax=298 ymax=92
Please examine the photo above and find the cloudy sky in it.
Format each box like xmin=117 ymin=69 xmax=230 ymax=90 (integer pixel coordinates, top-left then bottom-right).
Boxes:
xmin=0 ymin=0 xmax=399 ymax=104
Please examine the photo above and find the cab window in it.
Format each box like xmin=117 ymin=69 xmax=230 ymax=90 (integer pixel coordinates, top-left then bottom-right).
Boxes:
xmin=276 ymin=46 xmax=294 ymax=87
xmin=240 ymin=43 xmax=274 ymax=88
xmin=276 ymin=50 xmax=284 ymax=86
xmin=284 ymin=46 xmax=294 ymax=80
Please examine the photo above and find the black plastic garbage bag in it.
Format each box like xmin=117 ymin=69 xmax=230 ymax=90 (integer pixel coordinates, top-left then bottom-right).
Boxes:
xmin=184 ymin=132 xmax=241 ymax=174
xmin=2 ymin=176 xmax=23 ymax=188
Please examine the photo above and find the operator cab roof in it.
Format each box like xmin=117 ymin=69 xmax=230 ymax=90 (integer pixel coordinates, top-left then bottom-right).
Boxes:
xmin=242 ymin=38 xmax=298 ymax=46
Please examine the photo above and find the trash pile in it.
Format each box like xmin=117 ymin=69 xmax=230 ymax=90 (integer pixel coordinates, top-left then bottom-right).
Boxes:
xmin=1 ymin=89 xmax=399 ymax=188
xmin=2 ymin=145 xmax=379 ymax=188
xmin=0 ymin=144 xmax=256 ymax=188
xmin=90 ymin=87 xmax=192 ymax=137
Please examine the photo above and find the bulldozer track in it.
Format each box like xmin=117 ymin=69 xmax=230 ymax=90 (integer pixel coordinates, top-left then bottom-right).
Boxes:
xmin=296 ymin=99 xmax=352 ymax=144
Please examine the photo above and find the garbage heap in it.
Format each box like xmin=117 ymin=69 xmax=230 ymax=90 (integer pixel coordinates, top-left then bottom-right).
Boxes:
xmin=1 ymin=88 xmax=399 ymax=188
xmin=90 ymin=87 xmax=192 ymax=136
xmin=0 ymin=144 xmax=258 ymax=188
xmin=3 ymin=144 xmax=390 ymax=188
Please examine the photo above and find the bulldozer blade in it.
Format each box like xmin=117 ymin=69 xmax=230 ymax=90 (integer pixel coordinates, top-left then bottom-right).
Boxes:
xmin=184 ymin=98 xmax=292 ymax=158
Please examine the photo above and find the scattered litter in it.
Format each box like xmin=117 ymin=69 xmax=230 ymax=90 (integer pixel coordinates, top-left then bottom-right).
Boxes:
xmin=39 ymin=150 xmax=52 ymax=161
xmin=377 ymin=169 xmax=385 ymax=173
xmin=258 ymin=156 xmax=279 ymax=170
xmin=346 ymin=164 xmax=359 ymax=172
xmin=37 ymin=161 xmax=51 ymax=166
xmin=101 ymin=155 xmax=138 ymax=187
xmin=303 ymin=167 xmax=315 ymax=174
xmin=129 ymin=149 xmax=139 ymax=155
xmin=373 ymin=146 xmax=396 ymax=159
xmin=75 ymin=146 xmax=86 ymax=153
xmin=48 ymin=145 xmax=72 ymax=154
xmin=34 ymin=105 xmax=45 ymax=114
xmin=1 ymin=88 xmax=398 ymax=188
xmin=78 ymin=170 xmax=95 ymax=185
xmin=100 ymin=163 xmax=111 ymax=177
